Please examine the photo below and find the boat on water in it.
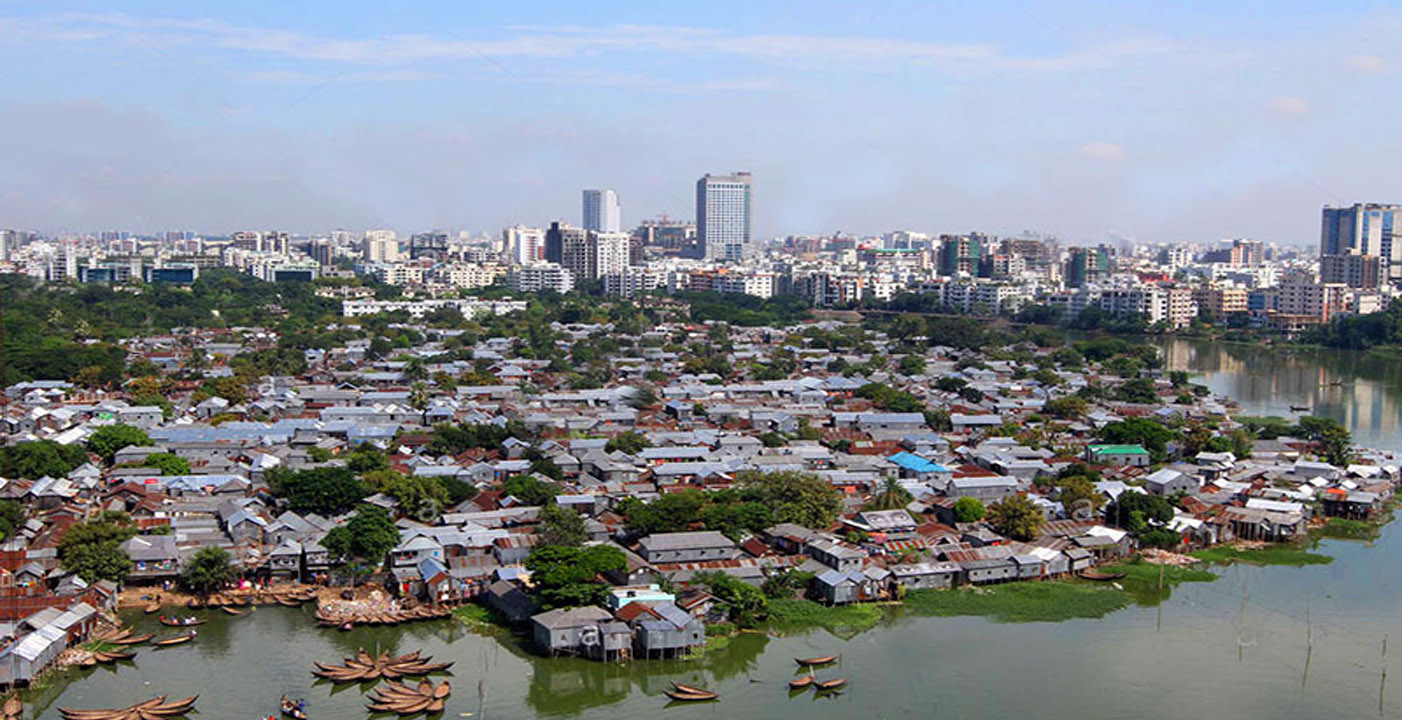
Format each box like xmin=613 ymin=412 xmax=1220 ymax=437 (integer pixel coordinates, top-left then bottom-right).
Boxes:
xmin=794 ymin=655 xmax=838 ymax=666
xmin=280 ymin=695 xmax=307 ymax=720
xmin=665 ymin=690 xmax=719 ymax=702
xmin=814 ymin=678 xmax=847 ymax=691
xmin=153 ymin=633 xmax=195 ymax=647
xmin=222 ymin=606 xmax=246 ymax=616
xmin=671 ymin=682 xmax=710 ymax=695
xmin=158 ymin=616 xmax=206 ymax=627
xmin=1078 ymin=569 xmax=1127 ymax=581
xmin=1290 ymin=405 xmax=1310 ymax=412
xmin=788 ymin=676 xmax=815 ymax=690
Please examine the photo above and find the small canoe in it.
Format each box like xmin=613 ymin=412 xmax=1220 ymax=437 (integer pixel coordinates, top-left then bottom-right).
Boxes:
xmin=143 ymin=602 xmax=160 ymax=614
xmin=795 ymin=655 xmax=838 ymax=666
xmin=280 ymin=696 xmax=307 ymax=720
xmin=159 ymin=617 xmax=206 ymax=627
xmin=788 ymin=676 xmax=814 ymax=690
xmin=111 ymin=633 xmax=153 ymax=645
xmin=671 ymin=682 xmax=710 ymax=695
xmin=1078 ymin=570 xmax=1127 ymax=581
xmin=153 ymin=634 xmax=195 ymax=647
xmin=222 ymin=606 xmax=246 ymax=616
xmin=665 ymin=690 xmax=719 ymax=702
xmin=814 ymin=678 xmax=847 ymax=691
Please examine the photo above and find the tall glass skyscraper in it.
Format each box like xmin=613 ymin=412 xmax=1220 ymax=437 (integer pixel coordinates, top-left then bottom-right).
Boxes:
xmin=696 ymin=172 xmax=752 ymax=262
xmin=582 ymin=189 xmax=621 ymax=233
xmin=1321 ymin=203 xmax=1402 ymax=283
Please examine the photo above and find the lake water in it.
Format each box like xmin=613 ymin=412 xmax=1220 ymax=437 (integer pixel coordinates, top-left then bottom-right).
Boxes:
xmin=27 ymin=341 xmax=1402 ymax=720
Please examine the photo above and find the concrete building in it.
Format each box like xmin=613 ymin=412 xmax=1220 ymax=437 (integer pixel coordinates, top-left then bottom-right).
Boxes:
xmin=697 ymin=172 xmax=753 ymax=262
xmin=504 ymin=225 xmax=546 ymax=265
xmin=582 ymin=189 xmax=621 ymax=233
xmin=362 ymin=231 xmax=400 ymax=263
xmin=1321 ymin=203 xmax=1402 ymax=283
xmin=508 ymin=264 xmax=575 ymax=293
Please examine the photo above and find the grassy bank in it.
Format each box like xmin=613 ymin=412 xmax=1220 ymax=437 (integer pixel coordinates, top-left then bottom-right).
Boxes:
xmin=903 ymin=581 xmax=1131 ymax=623
xmin=767 ymin=598 xmax=886 ymax=634
xmin=1099 ymin=560 xmax=1216 ymax=605
xmin=1311 ymin=517 xmax=1384 ymax=542
xmin=452 ymin=603 xmax=511 ymax=630
xmin=1190 ymin=545 xmax=1332 ymax=567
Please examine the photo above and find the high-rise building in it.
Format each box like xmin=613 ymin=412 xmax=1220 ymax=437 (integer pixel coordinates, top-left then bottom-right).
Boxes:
xmin=561 ymin=230 xmax=630 ymax=281
xmin=362 ymin=231 xmax=400 ymax=263
xmin=309 ymin=239 xmax=335 ymax=267
xmin=544 ymin=222 xmax=584 ymax=265
xmin=408 ymin=232 xmax=450 ymax=261
xmin=697 ymin=172 xmax=753 ymax=261
xmin=582 ymin=189 xmax=621 ymax=233
xmin=0 ymin=229 xmax=17 ymax=261
xmin=936 ymin=234 xmax=987 ymax=276
xmin=1320 ymin=252 xmax=1382 ymax=289
xmin=1321 ymin=203 xmax=1402 ymax=282
xmin=503 ymin=225 xmax=546 ymax=265
xmin=1065 ymin=245 xmax=1113 ymax=288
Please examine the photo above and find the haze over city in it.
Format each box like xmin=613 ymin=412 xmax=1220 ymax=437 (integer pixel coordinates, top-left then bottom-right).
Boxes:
xmin=2 ymin=1 xmax=1399 ymax=243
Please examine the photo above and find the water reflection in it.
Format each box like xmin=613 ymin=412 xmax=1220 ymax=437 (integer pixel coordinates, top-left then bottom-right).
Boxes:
xmin=1161 ymin=339 xmax=1402 ymax=451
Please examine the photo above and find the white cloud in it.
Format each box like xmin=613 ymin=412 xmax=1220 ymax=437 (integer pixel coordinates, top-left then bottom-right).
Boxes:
xmin=1078 ymin=142 xmax=1125 ymax=161
xmin=1269 ymin=95 xmax=1311 ymax=116
xmin=0 ymin=13 xmax=1171 ymax=73
xmin=1348 ymin=55 xmax=1385 ymax=73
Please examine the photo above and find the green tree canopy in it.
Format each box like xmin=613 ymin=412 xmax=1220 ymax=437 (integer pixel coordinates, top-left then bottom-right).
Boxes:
xmin=268 ymin=466 xmax=370 ymax=516
xmin=691 ymin=570 xmax=769 ymax=626
xmin=181 ymin=546 xmax=236 ymax=594
xmin=58 ymin=512 xmax=137 ymax=583
xmin=322 ymin=505 xmax=401 ymax=566
xmin=604 ymin=431 xmax=652 ymax=455
xmin=0 ymin=441 xmax=89 ymax=480
xmin=866 ymin=477 xmax=914 ymax=511
xmin=537 ymin=503 xmax=588 ymax=547
xmin=525 ymin=544 xmax=627 ymax=609
xmin=140 ymin=452 xmax=191 ymax=476
xmin=736 ymin=470 xmax=843 ymax=529
xmin=986 ymin=495 xmax=1045 ymax=541
xmin=86 ymin=424 xmax=152 ymax=464
xmin=1098 ymin=418 xmax=1176 ymax=463
xmin=953 ymin=496 xmax=986 ymax=523
xmin=502 ymin=474 xmax=561 ymax=507
xmin=0 ymin=501 xmax=26 ymax=542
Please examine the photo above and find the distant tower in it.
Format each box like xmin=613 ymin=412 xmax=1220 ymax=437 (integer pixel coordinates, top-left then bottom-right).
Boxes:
xmin=582 ymin=189 xmax=621 ymax=233
xmin=696 ymin=172 xmax=753 ymax=262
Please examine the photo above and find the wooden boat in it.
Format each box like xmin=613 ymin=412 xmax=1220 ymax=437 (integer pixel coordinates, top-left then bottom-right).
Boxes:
xmin=60 ymin=694 xmax=197 ymax=720
xmin=794 ymin=655 xmax=838 ymax=666
xmin=110 ymin=633 xmax=153 ymax=646
xmin=665 ymin=689 xmax=719 ymax=702
xmin=788 ymin=675 xmax=814 ymax=690
xmin=814 ymin=678 xmax=847 ymax=691
xmin=280 ymin=696 xmax=307 ymax=720
xmin=158 ymin=617 xmax=206 ymax=627
xmin=1290 ymin=405 xmax=1310 ymax=412
xmin=1078 ymin=569 xmax=1127 ymax=581
xmin=153 ymin=633 xmax=195 ymax=647
xmin=186 ymin=598 xmax=203 ymax=609
xmin=221 ymin=606 xmax=245 ymax=616
xmin=276 ymin=596 xmax=303 ymax=607
xmin=142 ymin=602 xmax=160 ymax=614
xmin=671 ymin=682 xmax=711 ymax=695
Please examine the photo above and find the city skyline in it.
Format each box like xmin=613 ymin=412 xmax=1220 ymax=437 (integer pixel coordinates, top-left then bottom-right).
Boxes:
xmin=0 ymin=3 xmax=1399 ymax=243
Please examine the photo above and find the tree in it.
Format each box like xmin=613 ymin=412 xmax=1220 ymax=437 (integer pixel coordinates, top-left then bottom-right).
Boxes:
xmin=268 ymin=466 xmax=370 ymax=515
xmin=604 ymin=431 xmax=651 ymax=455
xmin=1105 ymin=492 xmax=1174 ymax=533
xmin=1099 ymin=418 xmax=1176 ymax=463
xmin=0 ymin=501 xmax=26 ymax=542
xmin=953 ymin=496 xmax=986 ymax=523
xmin=322 ymin=505 xmax=401 ymax=567
xmin=1055 ymin=475 xmax=1105 ymax=519
xmin=538 ymin=503 xmax=588 ymax=547
xmin=735 ymin=470 xmax=843 ymax=529
xmin=625 ymin=387 xmax=658 ymax=411
xmin=367 ymin=470 xmax=448 ymax=522
xmin=692 ymin=570 xmax=768 ymax=626
xmin=140 ymin=452 xmax=191 ymax=476
xmin=867 ymin=477 xmax=913 ymax=511
xmin=502 ymin=474 xmax=560 ymax=507
xmin=181 ymin=546 xmax=236 ymax=594
xmin=898 ymin=354 xmax=927 ymax=376
xmin=525 ymin=544 xmax=627 ymax=609
xmin=0 ymin=441 xmax=89 ymax=480
xmin=986 ymin=495 xmax=1044 ymax=541
xmin=58 ymin=513 xmax=137 ymax=583
xmin=1043 ymin=395 xmax=1087 ymax=420
xmin=344 ymin=443 xmax=389 ymax=474
xmin=402 ymin=356 xmax=430 ymax=383
xmin=619 ymin=490 xmax=705 ymax=534
xmin=86 ymin=424 xmax=152 ymax=464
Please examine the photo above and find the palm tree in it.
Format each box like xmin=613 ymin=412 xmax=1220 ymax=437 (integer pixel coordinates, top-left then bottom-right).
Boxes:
xmin=403 ymin=356 xmax=429 ymax=383
xmin=408 ymin=381 xmax=431 ymax=425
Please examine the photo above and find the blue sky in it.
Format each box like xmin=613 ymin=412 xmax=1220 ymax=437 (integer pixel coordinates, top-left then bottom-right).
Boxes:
xmin=0 ymin=1 xmax=1398 ymax=244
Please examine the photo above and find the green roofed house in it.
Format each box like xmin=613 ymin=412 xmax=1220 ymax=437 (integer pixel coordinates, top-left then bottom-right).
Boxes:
xmin=1084 ymin=444 xmax=1152 ymax=467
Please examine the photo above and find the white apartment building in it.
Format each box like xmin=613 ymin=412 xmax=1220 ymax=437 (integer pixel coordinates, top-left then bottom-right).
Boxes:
xmin=508 ymin=264 xmax=575 ymax=293
xmin=342 ymin=298 xmax=527 ymax=318
xmin=504 ymin=225 xmax=546 ymax=265
xmin=603 ymin=267 xmax=666 ymax=298
xmin=582 ymin=189 xmax=621 ymax=233
xmin=362 ymin=230 xmax=401 ymax=263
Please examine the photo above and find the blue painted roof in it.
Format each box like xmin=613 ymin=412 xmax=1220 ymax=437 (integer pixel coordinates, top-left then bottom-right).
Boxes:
xmin=887 ymin=451 xmax=949 ymax=474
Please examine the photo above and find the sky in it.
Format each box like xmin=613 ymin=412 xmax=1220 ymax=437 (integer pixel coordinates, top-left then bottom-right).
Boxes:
xmin=0 ymin=1 xmax=1398 ymax=245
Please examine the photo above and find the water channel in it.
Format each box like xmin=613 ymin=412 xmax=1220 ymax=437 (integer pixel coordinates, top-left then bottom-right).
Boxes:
xmin=26 ymin=340 xmax=1402 ymax=720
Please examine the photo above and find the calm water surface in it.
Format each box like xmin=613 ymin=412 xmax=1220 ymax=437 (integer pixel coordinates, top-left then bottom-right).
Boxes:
xmin=27 ymin=341 xmax=1402 ymax=720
